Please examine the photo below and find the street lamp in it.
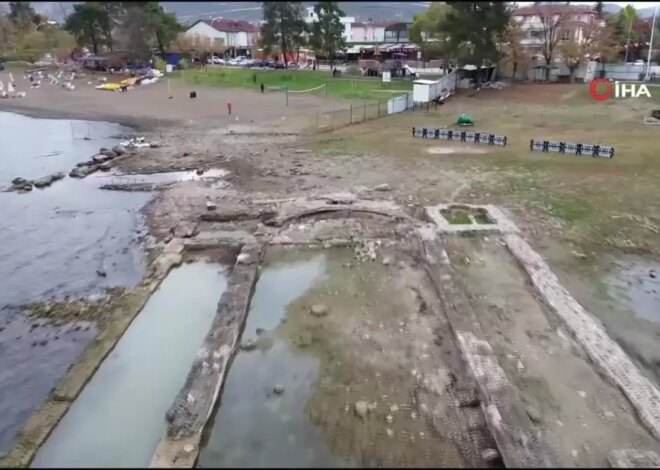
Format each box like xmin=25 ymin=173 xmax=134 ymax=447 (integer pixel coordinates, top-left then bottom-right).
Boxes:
xmin=645 ymin=5 xmax=658 ymax=81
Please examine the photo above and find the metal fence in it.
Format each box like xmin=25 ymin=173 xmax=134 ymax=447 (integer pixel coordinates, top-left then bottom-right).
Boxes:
xmin=309 ymin=100 xmax=389 ymax=132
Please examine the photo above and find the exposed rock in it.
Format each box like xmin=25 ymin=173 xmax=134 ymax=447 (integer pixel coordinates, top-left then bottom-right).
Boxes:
xmin=96 ymin=270 xmax=107 ymax=278
xmin=354 ymin=400 xmax=369 ymax=418
xmin=206 ymin=199 xmax=217 ymax=211
xmin=100 ymin=149 xmax=117 ymax=158
xmin=526 ymin=406 xmax=542 ymax=423
xmin=99 ymin=162 xmax=112 ymax=171
xmin=240 ymin=340 xmax=256 ymax=351
xmin=34 ymin=175 xmax=55 ymax=188
xmin=650 ymin=270 xmax=657 ymax=279
xmin=374 ymin=183 xmax=391 ymax=192
xmin=385 ymin=414 xmax=394 ymax=424
xmin=310 ymin=304 xmax=329 ymax=317
xmin=482 ymin=448 xmax=500 ymax=462
xmin=51 ymin=172 xmax=66 ymax=181
xmin=237 ymin=253 xmax=251 ymax=264
xmin=12 ymin=177 xmax=26 ymax=185
xmin=320 ymin=192 xmax=357 ymax=205
xmin=92 ymin=154 xmax=107 ymax=164
xmin=18 ymin=184 xmax=33 ymax=192
xmin=196 ymin=168 xmax=205 ymax=176
xmin=382 ymin=257 xmax=392 ymax=266
xmin=273 ymin=385 xmax=285 ymax=395
xmin=112 ymin=145 xmax=126 ymax=156
xmin=298 ymin=331 xmax=314 ymax=347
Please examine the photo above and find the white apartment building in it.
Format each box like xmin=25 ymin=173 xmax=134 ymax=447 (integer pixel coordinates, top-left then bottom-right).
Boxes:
xmin=185 ymin=19 xmax=259 ymax=50
xmin=513 ymin=4 xmax=603 ymax=57
xmin=304 ymin=6 xmax=355 ymax=42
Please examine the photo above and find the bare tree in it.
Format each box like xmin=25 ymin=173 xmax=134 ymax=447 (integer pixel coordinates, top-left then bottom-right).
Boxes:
xmin=560 ymin=21 xmax=618 ymax=82
xmin=501 ymin=19 xmax=532 ymax=80
xmin=531 ymin=4 xmax=572 ymax=80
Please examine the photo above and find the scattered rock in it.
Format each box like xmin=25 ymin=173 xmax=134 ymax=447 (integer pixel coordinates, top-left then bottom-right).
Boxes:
xmin=183 ymin=444 xmax=194 ymax=453
xmin=273 ymin=385 xmax=285 ymax=395
xmin=310 ymin=304 xmax=329 ymax=317
xmin=526 ymin=406 xmax=542 ymax=423
xmin=294 ymin=149 xmax=311 ymax=154
xmin=206 ymin=199 xmax=217 ymax=211
xmin=256 ymin=328 xmax=265 ymax=336
xmin=577 ymin=390 xmax=587 ymax=398
xmin=34 ymin=175 xmax=54 ymax=188
xmin=96 ymin=270 xmax=107 ymax=278
xmin=100 ymin=149 xmax=117 ymax=159
xmin=386 ymin=428 xmax=394 ymax=437
xmin=99 ymin=162 xmax=112 ymax=171
xmin=385 ymin=414 xmax=394 ymax=424
xmin=374 ymin=183 xmax=391 ymax=192
xmin=650 ymin=270 xmax=657 ymax=279
xmin=382 ymin=257 xmax=392 ymax=266
xmin=39 ymin=339 xmax=48 ymax=346
xmin=354 ymin=400 xmax=369 ymax=419
xmin=390 ymin=404 xmax=399 ymax=413
xmin=92 ymin=154 xmax=107 ymax=164
xmin=482 ymin=448 xmax=500 ymax=462
xmin=51 ymin=172 xmax=66 ymax=181
xmin=298 ymin=331 xmax=314 ymax=347
xmin=11 ymin=177 xmax=26 ymax=186
xmin=236 ymin=253 xmax=251 ymax=264
xmin=196 ymin=168 xmax=205 ymax=176
xmin=240 ymin=340 xmax=256 ymax=351
xmin=165 ymin=409 xmax=176 ymax=423
xmin=112 ymin=145 xmax=126 ymax=156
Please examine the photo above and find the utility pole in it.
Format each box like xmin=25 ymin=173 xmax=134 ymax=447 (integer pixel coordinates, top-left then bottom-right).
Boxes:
xmin=646 ymin=5 xmax=657 ymax=81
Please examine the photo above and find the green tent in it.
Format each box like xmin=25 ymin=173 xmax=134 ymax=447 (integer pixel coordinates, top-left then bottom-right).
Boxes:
xmin=457 ymin=114 xmax=474 ymax=126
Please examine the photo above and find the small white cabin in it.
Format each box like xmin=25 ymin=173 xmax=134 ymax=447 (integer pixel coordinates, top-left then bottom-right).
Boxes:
xmin=413 ymin=79 xmax=441 ymax=103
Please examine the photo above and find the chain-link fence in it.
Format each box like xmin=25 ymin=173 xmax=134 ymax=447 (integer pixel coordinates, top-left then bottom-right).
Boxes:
xmin=307 ymin=100 xmax=389 ymax=133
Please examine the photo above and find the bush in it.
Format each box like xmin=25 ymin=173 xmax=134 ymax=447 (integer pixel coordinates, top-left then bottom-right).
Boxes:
xmin=178 ymin=59 xmax=189 ymax=70
xmin=154 ymin=57 xmax=166 ymax=71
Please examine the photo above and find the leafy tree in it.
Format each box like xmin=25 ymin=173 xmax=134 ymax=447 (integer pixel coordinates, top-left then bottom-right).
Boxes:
xmin=620 ymin=4 xmax=638 ymax=62
xmin=309 ymin=1 xmax=345 ymax=65
xmin=44 ymin=26 xmax=76 ymax=59
xmin=9 ymin=1 xmax=37 ymax=37
xmin=64 ymin=2 xmax=111 ymax=55
xmin=594 ymin=1 xmax=604 ymax=19
xmin=17 ymin=29 xmax=46 ymax=62
xmin=0 ymin=15 xmax=16 ymax=53
xmin=409 ymin=2 xmax=452 ymax=64
xmin=261 ymin=2 xmax=306 ymax=66
xmin=440 ymin=2 xmax=511 ymax=85
xmin=129 ymin=2 xmax=181 ymax=55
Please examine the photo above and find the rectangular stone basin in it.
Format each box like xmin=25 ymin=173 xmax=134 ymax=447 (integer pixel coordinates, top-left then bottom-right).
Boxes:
xmin=31 ymin=262 xmax=230 ymax=468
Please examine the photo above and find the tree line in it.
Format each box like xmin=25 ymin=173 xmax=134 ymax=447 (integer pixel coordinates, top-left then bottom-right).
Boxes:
xmin=0 ymin=0 xmax=181 ymax=63
xmin=409 ymin=1 xmax=659 ymax=83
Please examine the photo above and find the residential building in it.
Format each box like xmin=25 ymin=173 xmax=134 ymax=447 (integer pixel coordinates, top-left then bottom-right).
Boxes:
xmin=512 ymin=4 xmax=604 ymax=57
xmin=350 ymin=20 xmax=392 ymax=43
xmin=304 ymin=6 xmax=355 ymax=42
xmin=185 ymin=19 xmax=259 ymax=55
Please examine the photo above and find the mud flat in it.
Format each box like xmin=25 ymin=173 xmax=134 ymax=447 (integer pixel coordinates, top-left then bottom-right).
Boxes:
xmin=197 ymin=251 xmax=343 ymax=468
xmin=445 ymin=236 xmax=660 ymax=466
xmin=31 ymin=263 xmax=229 ymax=468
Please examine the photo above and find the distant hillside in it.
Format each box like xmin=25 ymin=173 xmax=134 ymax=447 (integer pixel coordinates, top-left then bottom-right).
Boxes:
xmin=164 ymin=2 xmax=430 ymax=24
xmin=1 ymin=2 xmax=656 ymax=25
xmin=0 ymin=1 xmax=430 ymax=24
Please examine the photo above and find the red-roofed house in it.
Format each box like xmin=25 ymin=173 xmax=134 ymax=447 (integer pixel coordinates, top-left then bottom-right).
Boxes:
xmin=512 ymin=4 xmax=604 ymax=56
xmin=185 ymin=19 xmax=260 ymax=56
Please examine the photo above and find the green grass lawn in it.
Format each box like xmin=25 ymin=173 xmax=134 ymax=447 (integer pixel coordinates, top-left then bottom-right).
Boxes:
xmin=173 ymin=67 xmax=413 ymax=101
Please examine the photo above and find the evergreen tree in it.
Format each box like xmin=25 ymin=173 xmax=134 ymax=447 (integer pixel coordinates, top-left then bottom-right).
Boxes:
xmin=310 ymin=1 xmax=346 ymax=65
xmin=261 ymin=2 xmax=306 ymax=66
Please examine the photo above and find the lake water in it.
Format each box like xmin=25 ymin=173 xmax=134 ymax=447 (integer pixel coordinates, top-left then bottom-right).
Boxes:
xmin=0 ymin=111 xmax=150 ymax=454
xmin=198 ymin=253 xmax=347 ymax=468
xmin=32 ymin=263 xmax=229 ymax=468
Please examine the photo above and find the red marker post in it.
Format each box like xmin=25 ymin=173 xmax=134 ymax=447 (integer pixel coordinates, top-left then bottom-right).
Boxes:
xmin=227 ymin=101 xmax=232 ymax=115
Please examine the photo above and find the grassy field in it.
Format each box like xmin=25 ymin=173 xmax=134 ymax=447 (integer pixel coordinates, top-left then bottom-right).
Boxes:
xmin=308 ymin=83 xmax=660 ymax=257
xmin=173 ymin=67 xmax=413 ymax=101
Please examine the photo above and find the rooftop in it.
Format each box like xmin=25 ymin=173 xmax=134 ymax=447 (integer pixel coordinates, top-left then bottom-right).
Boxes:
xmin=513 ymin=5 xmax=595 ymax=17
xmin=196 ymin=19 xmax=259 ymax=33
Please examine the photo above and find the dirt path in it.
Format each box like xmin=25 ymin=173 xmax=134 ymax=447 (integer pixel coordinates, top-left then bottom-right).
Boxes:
xmin=445 ymin=236 xmax=660 ymax=467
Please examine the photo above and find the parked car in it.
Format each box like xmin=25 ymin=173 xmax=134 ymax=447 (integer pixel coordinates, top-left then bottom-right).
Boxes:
xmin=240 ymin=59 xmax=255 ymax=67
xmin=207 ymin=56 xmax=225 ymax=65
xmin=227 ymin=58 xmax=241 ymax=66
xmin=273 ymin=61 xmax=286 ymax=69
xmin=0 ymin=60 xmax=5 ymax=71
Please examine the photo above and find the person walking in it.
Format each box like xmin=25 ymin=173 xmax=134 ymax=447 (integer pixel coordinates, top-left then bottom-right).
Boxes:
xmin=260 ymin=83 xmax=264 ymax=94
xmin=253 ymin=73 xmax=257 ymax=84
xmin=227 ymin=101 xmax=232 ymax=115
